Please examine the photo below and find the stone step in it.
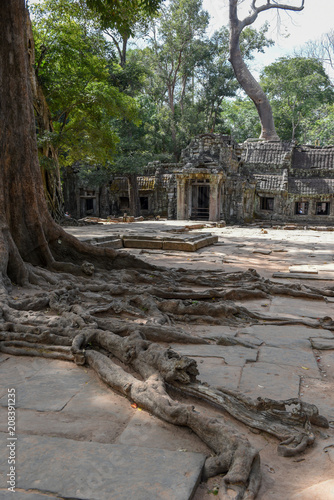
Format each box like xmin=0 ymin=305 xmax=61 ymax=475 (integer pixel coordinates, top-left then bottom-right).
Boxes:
xmin=122 ymin=232 xmax=218 ymax=251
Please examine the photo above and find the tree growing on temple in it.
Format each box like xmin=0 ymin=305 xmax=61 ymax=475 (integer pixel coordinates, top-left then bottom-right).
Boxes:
xmin=229 ymin=0 xmax=305 ymax=141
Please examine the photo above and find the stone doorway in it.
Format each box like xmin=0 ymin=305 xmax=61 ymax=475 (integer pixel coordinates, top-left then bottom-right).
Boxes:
xmin=191 ymin=183 xmax=210 ymax=220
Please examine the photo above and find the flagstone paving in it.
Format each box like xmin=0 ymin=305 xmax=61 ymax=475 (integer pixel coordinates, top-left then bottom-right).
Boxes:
xmin=1 ymin=222 xmax=334 ymax=500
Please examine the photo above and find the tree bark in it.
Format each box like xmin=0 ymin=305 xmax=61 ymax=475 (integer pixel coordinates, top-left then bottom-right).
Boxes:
xmin=0 ymin=0 xmax=150 ymax=288
xmin=26 ymin=12 xmax=64 ymax=221
xmin=127 ymin=173 xmax=141 ymax=217
xmin=229 ymin=0 xmax=304 ymax=141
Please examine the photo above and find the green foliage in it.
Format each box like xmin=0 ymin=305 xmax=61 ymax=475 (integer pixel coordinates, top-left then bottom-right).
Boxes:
xmin=220 ymin=98 xmax=261 ymax=142
xmin=32 ymin=0 xmax=140 ymax=168
xmin=137 ymin=5 xmax=275 ymax=157
xmin=261 ymin=57 xmax=334 ymax=141
xmin=300 ymin=103 xmax=334 ymax=145
xmin=86 ymin=0 xmax=162 ymax=36
xmin=32 ymin=0 xmax=319 ymax=185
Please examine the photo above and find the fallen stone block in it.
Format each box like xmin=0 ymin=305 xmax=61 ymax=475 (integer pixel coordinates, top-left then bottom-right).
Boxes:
xmin=289 ymin=266 xmax=318 ymax=274
xmin=272 ymin=273 xmax=333 ymax=280
xmin=252 ymin=249 xmax=272 ymax=255
xmin=310 ymin=338 xmax=334 ymax=350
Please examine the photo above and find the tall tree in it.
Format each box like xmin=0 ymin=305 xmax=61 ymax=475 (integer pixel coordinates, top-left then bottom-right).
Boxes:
xmin=147 ymin=0 xmax=210 ymax=159
xmin=197 ymin=24 xmax=273 ymax=133
xmin=27 ymin=13 xmax=64 ymax=221
xmin=87 ymin=0 xmax=160 ymax=67
xmin=229 ymin=0 xmax=304 ymax=141
xmin=298 ymin=30 xmax=334 ymax=88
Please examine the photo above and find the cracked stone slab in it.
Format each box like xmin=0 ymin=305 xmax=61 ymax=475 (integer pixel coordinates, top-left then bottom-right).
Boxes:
xmin=299 ymin=378 xmax=334 ymax=420
xmin=239 ymin=362 xmax=300 ymax=400
xmin=170 ymin=344 xmax=257 ymax=366
xmin=0 ymin=356 xmax=48 ymax=387
xmin=0 ymin=361 xmax=91 ymax=411
xmin=238 ymin=325 xmax=331 ymax=349
xmin=0 ymin=433 xmax=205 ymax=500
xmin=0 ymin=353 xmax=10 ymax=364
xmin=258 ymin=346 xmax=320 ymax=378
xmin=267 ymin=296 xmax=333 ymax=319
xmin=115 ymin=410 xmax=210 ymax=455
xmin=196 ymin=357 xmax=241 ymax=390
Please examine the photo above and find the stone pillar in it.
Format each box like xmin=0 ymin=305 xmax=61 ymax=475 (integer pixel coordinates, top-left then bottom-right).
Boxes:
xmin=209 ymin=176 xmax=220 ymax=221
xmin=176 ymin=178 xmax=187 ymax=220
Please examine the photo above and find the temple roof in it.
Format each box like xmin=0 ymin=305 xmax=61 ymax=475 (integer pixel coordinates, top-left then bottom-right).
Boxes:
xmin=292 ymin=147 xmax=334 ymax=169
xmin=240 ymin=142 xmax=292 ymax=166
xmin=288 ymin=178 xmax=334 ymax=195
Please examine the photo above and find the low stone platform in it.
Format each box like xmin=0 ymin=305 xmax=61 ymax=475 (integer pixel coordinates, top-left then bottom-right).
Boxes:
xmin=122 ymin=232 xmax=218 ymax=251
xmin=80 ymin=231 xmax=218 ymax=252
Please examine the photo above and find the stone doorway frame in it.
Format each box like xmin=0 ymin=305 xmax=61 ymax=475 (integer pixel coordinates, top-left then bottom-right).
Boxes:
xmin=176 ymin=171 xmax=225 ymax=221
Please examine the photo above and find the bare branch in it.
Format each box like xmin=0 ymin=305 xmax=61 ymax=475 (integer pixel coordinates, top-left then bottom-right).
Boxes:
xmin=241 ymin=0 xmax=305 ymax=30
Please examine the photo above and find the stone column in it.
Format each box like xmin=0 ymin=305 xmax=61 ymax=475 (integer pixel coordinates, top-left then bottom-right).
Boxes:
xmin=176 ymin=178 xmax=187 ymax=220
xmin=209 ymin=176 xmax=220 ymax=221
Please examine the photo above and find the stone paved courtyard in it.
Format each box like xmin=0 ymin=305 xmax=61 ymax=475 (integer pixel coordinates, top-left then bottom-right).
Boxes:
xmin=1 ymin=220 xmax=334 ymax=500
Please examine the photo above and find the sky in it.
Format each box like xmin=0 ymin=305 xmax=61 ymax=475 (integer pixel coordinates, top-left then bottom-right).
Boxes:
xmin=202 ymin=0 xmax=334 ymax=75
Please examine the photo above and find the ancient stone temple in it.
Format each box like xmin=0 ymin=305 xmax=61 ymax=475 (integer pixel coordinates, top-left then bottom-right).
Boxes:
xmin=64 ymin=134 xmax=334 ymax=224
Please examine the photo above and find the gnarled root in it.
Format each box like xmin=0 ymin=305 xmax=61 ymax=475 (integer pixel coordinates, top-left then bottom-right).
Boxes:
xmin=85 ymin=349 xmax=262 ymax=499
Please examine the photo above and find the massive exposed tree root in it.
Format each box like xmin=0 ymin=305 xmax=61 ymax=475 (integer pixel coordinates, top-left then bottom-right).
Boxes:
xmin=0 ymin=252 xmax=332 ymax=499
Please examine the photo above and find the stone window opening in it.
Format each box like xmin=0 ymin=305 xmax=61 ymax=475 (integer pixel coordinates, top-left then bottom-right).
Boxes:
xmin=316 ymin=201 xmax=330 ymax=215
xmin=260 ymin=197 xmax=274 ymax=211
xmin=140 ymin=196 xmax=149 ymax=210
xmin=295 ymin=201 xmax=309 ymax=215
xmin=120 ymin=196 xmax=129 ymax=210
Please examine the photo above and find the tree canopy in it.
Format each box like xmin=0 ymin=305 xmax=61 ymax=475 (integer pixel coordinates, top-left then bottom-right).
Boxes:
xmin=261 ymin=56 xmax=334 ymax=142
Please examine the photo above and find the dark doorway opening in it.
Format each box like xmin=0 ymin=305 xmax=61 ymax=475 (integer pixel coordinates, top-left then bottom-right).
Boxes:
xmin=191 ymin=183 xmax=210 ymax=220
xmin=86 ymin=198 xmax=94 ymax=212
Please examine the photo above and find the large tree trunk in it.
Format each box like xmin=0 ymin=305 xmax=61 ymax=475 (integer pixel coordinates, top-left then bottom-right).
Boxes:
xmin=229 ymin=0 xmax=304 ymax=142
xmin=0 ymin=0 xmax=54 ymax=285
xmin=229 ymin=0 xmax=279 ymax=141
xmin=0 ymin=0 xmax=148 ymax=289
xmin=26 ymin=13 xmax=64 ymax=221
